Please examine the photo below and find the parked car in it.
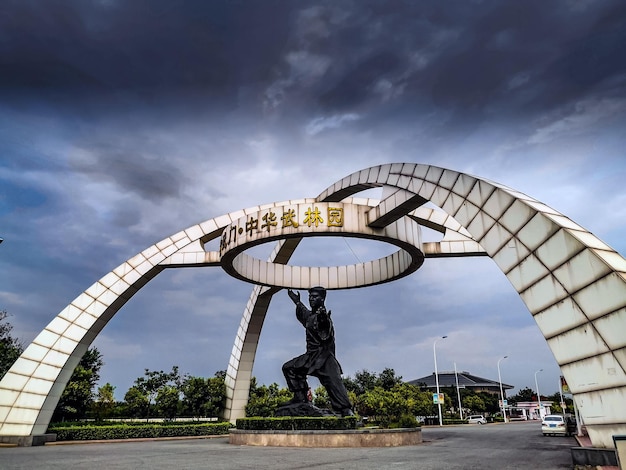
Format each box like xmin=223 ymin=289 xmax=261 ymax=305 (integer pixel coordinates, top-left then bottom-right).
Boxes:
xmin=541 ymin=415 xmax=576 ymax=436
xmin=468 ymin=415 xmax=487 ymax=425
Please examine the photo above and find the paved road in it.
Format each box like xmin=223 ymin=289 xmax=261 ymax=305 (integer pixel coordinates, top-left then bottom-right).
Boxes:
xmin=0 ymin=421 xmax=577 ymax=469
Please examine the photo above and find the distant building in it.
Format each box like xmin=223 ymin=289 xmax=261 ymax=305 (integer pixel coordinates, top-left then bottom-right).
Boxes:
xmin=512 ymin=401 xmax=553 ymax=420
xmin=407 ymin=371 xmax=514 ymax=396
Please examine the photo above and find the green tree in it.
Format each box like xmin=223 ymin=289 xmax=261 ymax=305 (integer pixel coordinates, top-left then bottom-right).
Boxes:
xmin=345 ymin=369 xmax=378 ymax=395
xmin=205 ymin=372 xmax=226 ymax=417
xmin=343 ymin=368 xmax=404 ymax=395
xmin=478 ymin=392 xmax=500 ymax=413
xmin=378 ymin=368 xmax=403 ymax=390
xmin=0 ymin=310 xmax=23 ymax=379
xmin=178 ymin=371 xmax=227 ymax=419
xmin=246 ymin=379 xmax=291 ymax=417
xmin=134 ymin=366 xmax=180 ymax=419
xmin=181 ymin=376 xmax=211 ymax=418
xmin=354 ymin=383 xmax=421 ymax=428
xmin=52 ymin=347 xmax=103 ymax=421
xmin=93 ymin=382 xmax=116 ymax=421
xmin=156 ymin=385 xmax=180 ymax=420
xmin=463 ymin=394 xmax=486 ymax=413
xmin=508 ymin=387 xmax=535 ymax=405
xmin=403 ymin=383 xmax=436 ymax=417
xmin=313 ymin=385 xmax=330 ymax=409
xmin=545 ymin=391 xmax=573 ymax=414
xmin=342 ymin=368 xmax=433 ymax=424
xmin=124 ymin=386 xmax=149 ymax=418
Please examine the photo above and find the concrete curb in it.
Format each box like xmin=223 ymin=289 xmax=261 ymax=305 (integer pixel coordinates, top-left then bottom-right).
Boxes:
xmin=47 ymin=434 xmax=229 ymax=446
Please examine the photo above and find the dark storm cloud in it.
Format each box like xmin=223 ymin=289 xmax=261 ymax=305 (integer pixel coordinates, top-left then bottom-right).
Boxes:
xmin=264 ymin=0 xmax=626 ymax=121
xmin=69 ymin=143 xmax=186 ymax=201
xmin=0 ymin=0 xmax=290 ymax=99
xmin=318 ymin=51 xmax=403 ymax=110
xmin=2 ymin=0 xmax=623 ymax=121
xmin=541 ymin=3 xmax=626 ymax=105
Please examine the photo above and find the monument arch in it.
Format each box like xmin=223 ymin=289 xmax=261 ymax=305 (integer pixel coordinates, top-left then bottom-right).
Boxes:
xmin=0 ymin=163 xmax=624 ymax=448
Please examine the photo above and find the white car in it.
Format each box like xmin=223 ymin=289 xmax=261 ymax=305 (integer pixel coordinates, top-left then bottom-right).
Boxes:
xmin=541 ymin=415 xmax=575 ymax=436
xmin=468 ymin=415 xmax=487 ymax=425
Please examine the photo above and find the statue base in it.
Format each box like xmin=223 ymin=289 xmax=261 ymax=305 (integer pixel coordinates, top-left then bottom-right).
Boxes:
xmin=229 ymin=428 xmax=422 ymax=447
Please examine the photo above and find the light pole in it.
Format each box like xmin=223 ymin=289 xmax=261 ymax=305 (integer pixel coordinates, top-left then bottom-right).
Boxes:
xmin=558 ymin=378 xmax=565 ymax=417
xmin=534 ymin=369 xmax=543 ymax=420
xmin=454 ymin=362 xmax=463 ymax=420
xmin=433 ymin=335 xmax=447 ymax=426
xmin=497 ymin=356 xmax=508 ymax=423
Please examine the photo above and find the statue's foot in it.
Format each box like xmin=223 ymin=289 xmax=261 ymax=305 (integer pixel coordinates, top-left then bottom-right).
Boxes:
xmin=341 ymin=408 xmax=355 ymax=417
xmin=284 ymin=390 xmax=309 ymax=405
xmin=274 ymin=402 xmax=329 ymax=417
xmin=285 ymin=397 xmax=308 ymax=405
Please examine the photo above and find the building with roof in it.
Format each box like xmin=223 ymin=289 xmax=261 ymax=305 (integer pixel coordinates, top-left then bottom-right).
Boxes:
xmin=407 ymin=371 xmax=514 ymax=396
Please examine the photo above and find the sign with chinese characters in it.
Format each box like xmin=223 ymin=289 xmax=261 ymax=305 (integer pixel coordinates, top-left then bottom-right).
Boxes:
xmin=217 ymin=200 xmax=425 ymax=290
xmin=220 ymin=203 xmax=346 ymax=255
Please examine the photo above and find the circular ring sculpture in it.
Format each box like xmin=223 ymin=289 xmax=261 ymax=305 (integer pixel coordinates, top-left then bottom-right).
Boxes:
xmin=0 ymin=163 xmax=624 ymax=451
xmin=219 ymin=202 xmax=424 ymax=289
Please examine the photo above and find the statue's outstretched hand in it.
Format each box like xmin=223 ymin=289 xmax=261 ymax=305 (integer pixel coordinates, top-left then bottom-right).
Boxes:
xmin=287 ymin=289 xmax=300 ymax=304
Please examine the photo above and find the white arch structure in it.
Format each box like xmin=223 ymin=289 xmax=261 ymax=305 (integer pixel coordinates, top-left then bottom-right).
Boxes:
xmin=1 ymin=163 xmax=624 ymax=448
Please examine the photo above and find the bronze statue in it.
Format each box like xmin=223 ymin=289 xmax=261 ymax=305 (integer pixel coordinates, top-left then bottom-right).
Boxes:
xmin=281 ymin=286 xmax=354 ymax=416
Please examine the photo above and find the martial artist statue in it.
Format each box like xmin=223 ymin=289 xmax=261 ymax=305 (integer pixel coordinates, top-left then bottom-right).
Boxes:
xmin=282 ymin=286 xmax=354 ymax=416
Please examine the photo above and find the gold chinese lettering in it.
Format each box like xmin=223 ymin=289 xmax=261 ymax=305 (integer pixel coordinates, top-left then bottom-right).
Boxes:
xmin=219 ymin=230 xmax=228 ymax=252
xmin=281 ymin=209 xmax=299 ymax=228
xmin=220 ymin=224 xmax=243 ymax=251
xmin=245 ymin=216 xmax=259 ymax=235
xmin=303 ymin=206 xmax=324 ymax=227
xmin=261 ymin=211 xmax=278 ymax=232
xmin=229 ymin=225 xmax=238 ymax=244
xmin=327 ymin=207 xmax=343 ymax=227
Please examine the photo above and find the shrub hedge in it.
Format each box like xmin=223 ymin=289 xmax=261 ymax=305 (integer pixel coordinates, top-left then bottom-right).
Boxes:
xmin=444 ymin=419 xmax=468 ymax=425
xmin=48 ymin=422 xmax=233 ymax=441
xmin=236 ymin=416 xmax=359 ymax=431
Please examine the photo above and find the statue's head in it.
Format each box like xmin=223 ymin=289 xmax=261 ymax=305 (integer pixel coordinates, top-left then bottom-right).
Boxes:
xmin=308 ymin=286 xmax=326 ymax=299
xmin=308 ymin=286 xmax=326 ymax=309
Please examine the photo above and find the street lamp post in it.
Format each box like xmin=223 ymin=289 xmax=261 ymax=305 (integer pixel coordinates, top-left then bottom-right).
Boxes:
xmin=433 ymin=335 xmax=448 ymax=426
xmin=558 ymin=378 xmax=565 ymax=417
xmin=497 ymin=356 xmax=508 ymax=423
xmin=534 ymin=369 xmax=543 ymax=420
xmin=454 ymin=362 xmax=463 ymax=420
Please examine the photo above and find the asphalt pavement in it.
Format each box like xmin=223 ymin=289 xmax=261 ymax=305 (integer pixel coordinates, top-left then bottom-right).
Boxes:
xmin=0 ymin=421 xmax=578 ymax=469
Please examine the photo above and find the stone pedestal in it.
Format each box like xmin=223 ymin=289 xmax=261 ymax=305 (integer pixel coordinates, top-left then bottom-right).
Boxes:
xmin=229 ymin=427 xmax=422 ymax=447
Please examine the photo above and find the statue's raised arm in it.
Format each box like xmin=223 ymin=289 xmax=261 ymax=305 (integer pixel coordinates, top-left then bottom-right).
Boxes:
xmin=287 ymin=288 xmax=300 ymax=305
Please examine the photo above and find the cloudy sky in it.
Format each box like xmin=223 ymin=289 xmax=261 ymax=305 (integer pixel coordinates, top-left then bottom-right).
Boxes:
xmin=1 ymin=0 xmax=625 ymax=401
